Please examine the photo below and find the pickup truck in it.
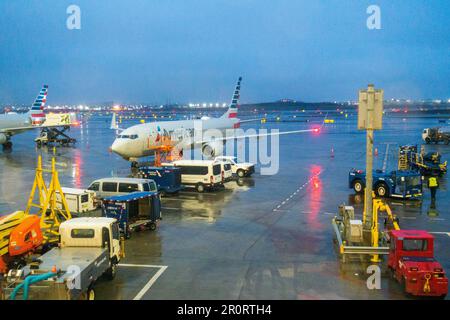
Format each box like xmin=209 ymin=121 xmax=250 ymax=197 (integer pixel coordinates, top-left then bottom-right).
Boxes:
xmin=349 ymin=169 xmax=423 ymax=199
xmin=215 ymin=156 xmax=255 ymax=178
xmin=2 ymin=217 xmax=122 ymax=300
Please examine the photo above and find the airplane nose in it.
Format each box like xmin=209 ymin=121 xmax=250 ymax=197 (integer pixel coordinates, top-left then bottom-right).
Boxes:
xmin=111 ymin=139 xmax=125 ymax=156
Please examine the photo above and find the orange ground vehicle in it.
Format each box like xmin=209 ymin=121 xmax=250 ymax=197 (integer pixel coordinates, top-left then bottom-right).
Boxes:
xmin=0 ymin=215 xmax=43 ymax=274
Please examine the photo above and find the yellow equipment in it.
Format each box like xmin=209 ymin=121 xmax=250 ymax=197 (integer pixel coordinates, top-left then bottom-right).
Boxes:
xmin=25 ymin=156 xmax=72 ymax=243
xmin=363 ymin=192 xmax=400 ymax=262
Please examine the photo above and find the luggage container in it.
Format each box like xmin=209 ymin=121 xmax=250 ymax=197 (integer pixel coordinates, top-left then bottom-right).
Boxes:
xmin=56 ymin=187 xmax=97 ymax=213
xmin=101 ymin=191 xmax=161 ymax=239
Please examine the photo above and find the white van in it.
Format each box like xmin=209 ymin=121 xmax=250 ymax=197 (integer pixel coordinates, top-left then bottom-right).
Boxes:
xmin=164 ymin=160 xmax=222 ymax=192
xmin=87 ymin=178 xmax=158 ymax=199
xmin=216 ymin=159 xmax=233 ymax=182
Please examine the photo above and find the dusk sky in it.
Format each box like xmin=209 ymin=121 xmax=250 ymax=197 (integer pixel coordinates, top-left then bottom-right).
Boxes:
xmin=0 ymin=0 xmax=449 ymax=104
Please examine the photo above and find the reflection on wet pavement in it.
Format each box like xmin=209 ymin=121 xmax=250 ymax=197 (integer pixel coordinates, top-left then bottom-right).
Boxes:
xmin=0 ymin=115 xmax=448 ymax=300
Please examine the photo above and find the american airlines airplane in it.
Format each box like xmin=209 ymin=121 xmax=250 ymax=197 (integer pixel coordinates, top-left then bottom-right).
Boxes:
xmin=0 ymin=85 xmax=49 ymax=151
xmin=110 ymin=77 xmax=318 ymax=165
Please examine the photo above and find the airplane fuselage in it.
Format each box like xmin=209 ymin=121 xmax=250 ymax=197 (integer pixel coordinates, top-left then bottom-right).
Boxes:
xmin=0 ymin=113 xmax=31 ymax=134
xmin=111 ymin=117 xmax=239 ymax=160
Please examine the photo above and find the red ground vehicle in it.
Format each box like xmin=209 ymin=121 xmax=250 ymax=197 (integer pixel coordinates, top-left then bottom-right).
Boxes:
xmin=388 ymin=230 xmax=448 ymax=298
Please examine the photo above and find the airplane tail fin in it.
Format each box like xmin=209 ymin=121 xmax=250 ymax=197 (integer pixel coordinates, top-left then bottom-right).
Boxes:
xmin=28 ymin=85 xmax=48 ymax=125
xmin=111 ymin=112 xmax=124 ymax=135
xmin=221 ymin=76 xmax=242 ymax=119
xmin=111 ymin=112 xmax=118 ymax=130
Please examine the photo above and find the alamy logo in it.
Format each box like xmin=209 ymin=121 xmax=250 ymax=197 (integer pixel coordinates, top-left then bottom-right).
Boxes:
xmin=366 ymin=5 xmax=381 ymax=30
xmin=66 ymin=5 xmax=81 ymax=30
xmin=66 ymin=265 xmax=81 ymax=290
xmin=366 ymin=265 xmax=381 ymax=290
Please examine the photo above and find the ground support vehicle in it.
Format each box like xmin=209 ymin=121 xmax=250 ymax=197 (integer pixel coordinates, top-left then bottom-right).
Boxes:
xmin=56 ymin=188 xmax=97 ymax=213
xmin=215 ymin=156 xmax=255 ymax=178
xmin=349 ymin=169 xmax=423 ymax=199
xmin=398 ymin=145 xmax=447 ymax=176
xmin=332 ymin=199 xmax=447 ymax=298
xmin=35 ymin=127 xmax=76 ymax=147
xmin=1 ymin=217 xmax=122 ymax=300
xmin=388 ymin=230 xmax=448 ymax=298
xmin=102 ymin=191 xmax=161 ymax=238
xmin=422 ymin=127 xmax=450 ymax=144
xmin=136 ymin=166 xmax=183 ymax=196
xmin=0 ymin=212 xmax=43 ymax=274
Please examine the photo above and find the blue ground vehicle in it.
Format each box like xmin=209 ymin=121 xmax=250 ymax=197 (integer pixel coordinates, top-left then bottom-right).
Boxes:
xmin=102 ymin=191 xmax=161 ymax=238
xmin=348 ymin=169 xmax=423 ymax=199
xmin=137 ymin=166 xmax=183 ymax=196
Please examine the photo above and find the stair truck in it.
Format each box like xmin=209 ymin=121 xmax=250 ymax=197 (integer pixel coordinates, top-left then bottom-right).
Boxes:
xmin=1 ymin=217 xmax=123 ymax=300
xmin=349 ymin=169 xmax=423 ymax=199
xmin=388 ymin=230 xmax=448 ymax=298
xmin=422 ymin=127 xmax=450 ymax=144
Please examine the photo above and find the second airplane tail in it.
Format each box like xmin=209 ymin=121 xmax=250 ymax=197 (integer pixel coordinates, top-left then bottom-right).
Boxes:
xmin=221 ymin=76 xmax=242 ymax=119
xmin=28 ymin=85 xmax=48 ymax=125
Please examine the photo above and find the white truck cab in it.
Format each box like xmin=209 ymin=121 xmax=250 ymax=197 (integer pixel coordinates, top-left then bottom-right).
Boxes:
xmin=215 ymin=156 xmax=255 ymax=178
xmin=59 ymin=217 xmax=122 ymax=261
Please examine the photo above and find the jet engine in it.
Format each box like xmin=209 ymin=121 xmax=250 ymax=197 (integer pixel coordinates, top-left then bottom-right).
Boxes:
xmin=202 ymin=141 xmax=223 ymax=159
xmin=0 ymin=133 xmax=8 ymax=145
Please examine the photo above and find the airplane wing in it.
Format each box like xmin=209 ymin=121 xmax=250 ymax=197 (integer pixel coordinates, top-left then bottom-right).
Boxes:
xmin=197 ymin=128 xmax=318 ymax=145
xmin=239 ymin=118 xmax=263 ymax=124
xmin=0 ymin=123 xmax=75 ymax=136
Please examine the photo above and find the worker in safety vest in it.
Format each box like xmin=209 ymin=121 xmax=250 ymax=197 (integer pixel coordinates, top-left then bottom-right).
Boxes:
xmin=428 ymin=176 xmax=439 ymax=202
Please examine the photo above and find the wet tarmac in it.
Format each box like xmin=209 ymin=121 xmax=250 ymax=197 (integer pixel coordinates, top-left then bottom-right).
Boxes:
xmin=0 ymin=113 xmax=449 ymax=300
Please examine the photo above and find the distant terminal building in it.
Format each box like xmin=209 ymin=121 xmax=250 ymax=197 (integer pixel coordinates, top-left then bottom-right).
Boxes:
xmin=278 ymin=99 xmax=297 ymax=103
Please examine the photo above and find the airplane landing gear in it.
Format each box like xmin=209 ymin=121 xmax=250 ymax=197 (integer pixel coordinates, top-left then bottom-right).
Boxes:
xmin=2 ymin=141 xmax=12 ymax=152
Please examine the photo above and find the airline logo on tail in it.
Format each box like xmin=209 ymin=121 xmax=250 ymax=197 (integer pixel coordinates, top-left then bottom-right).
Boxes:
xmin=221 ymin=76 xmax=242 ymax=119
xmin=30 ymin=85 xmax=48 ymax=125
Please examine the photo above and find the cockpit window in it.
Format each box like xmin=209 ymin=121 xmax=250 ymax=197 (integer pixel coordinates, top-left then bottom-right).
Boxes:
xmin=118 ymin=134 xmax=138 ymax=139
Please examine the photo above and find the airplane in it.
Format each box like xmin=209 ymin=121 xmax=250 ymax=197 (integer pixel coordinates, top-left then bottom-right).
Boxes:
xmin=110 ymin=77 xmax=319 ymax=166
xmin=0 ymin=85 xmax=71 ymax=151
